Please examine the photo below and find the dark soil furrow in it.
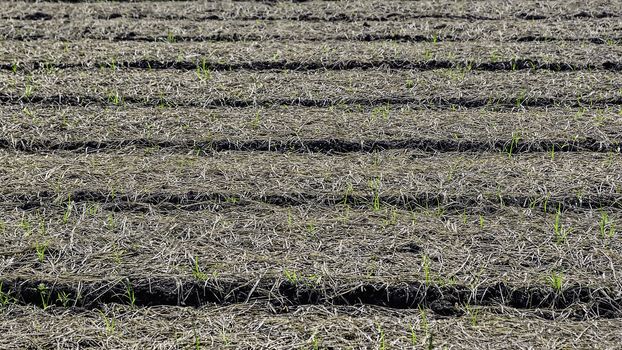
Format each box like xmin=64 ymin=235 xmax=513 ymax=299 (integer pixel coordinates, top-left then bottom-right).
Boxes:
xmin=1 ymin=94 xmax=621 ymax=109
xmin=0 ymin=137 xmax=619 ymax=154
xmin=7 ymin=33 xmax=621 ymax=44
xmin=4 ymin=189 xmax=622 ymax=213
xmin=5 ymin=0 xmax=621 ymax=22
xmin=16 ymin=13 xmax=619 ymax=22
xmin=2 ymin=59 xmax=621 ymax=72
xmin=1 ymin=278 xmax=620 ymax=319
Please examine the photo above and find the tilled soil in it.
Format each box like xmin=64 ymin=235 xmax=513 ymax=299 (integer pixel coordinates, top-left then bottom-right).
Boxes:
xmin=1 ymin=0 xmax=621 ymax=348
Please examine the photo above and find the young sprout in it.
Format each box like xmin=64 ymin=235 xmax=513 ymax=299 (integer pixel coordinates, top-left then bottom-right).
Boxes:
xmin=107 ymin=90 xmax=122 ymax=106
xmin=599 ymin=211 xmax=615 ymax=238
xmin=35 ymin=241 xmax=47 ymax=263
xmin=167 ymin=30 xmax=176 ymax=43
xmin=376 ymin=323 xmax=386 ymax=350
xmin=311 ymin=334 xmax=320 ymax=350
xmin=368 ymin=177 xmax=382 ymax=211
xmin=371 ymin=105 xmax=390 ymax=122
xmin=24 ymin=78 xmax=34 ymax=98
xmin=56 ymin=291 xmax=70 ymax=307
xmin=0 ymin=282 xmax=13 ymax=306
xmin=192 ymin=257 xmax=208 ymax=281
xmin=553 ymin=205 xmax=571 ymax=244
xmin=465 ymin=304 xmax=479 ymax=326
xmin=409 ymin=324 xmax=418 ymax=346
xmin=99 ymin=310 xmax=116 ymax=336
xmin=548 ymin=271 xmax=564 ymax=292
xmin=506 ymin=132 xmax=521 ymax=158
xmin=125 ymin=281 xmax=136 ymax=308
xmin=37 ymin=283 xmax=51 ymax=310
xmin=422 ymin=255 xmax=431 ymax=284
xmin=196 ymin=58 xmax=212 ymax=81
xmin=250 ymin=111 xmax=261 ymax=129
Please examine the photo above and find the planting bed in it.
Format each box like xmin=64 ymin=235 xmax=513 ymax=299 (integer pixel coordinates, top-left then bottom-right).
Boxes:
xmin=1 ymin=0 xmax=622 ymax=348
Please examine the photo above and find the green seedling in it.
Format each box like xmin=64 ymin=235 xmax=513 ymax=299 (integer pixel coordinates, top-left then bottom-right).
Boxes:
xmin=194 ymin=329 xmax=201 ymax=350
xmin=283 ymin=269 xmax=300 ymax=284
xmin=167 ymin=30 xmax=176 ymax=43
xmin=383 ymin=207 xmax=398 ymax=226
xmin=419 ymin=306 xmax=429 ymax=335
xmin=599 ymin=212 xmax=615 ymax=238
xmin=409 ymin=324 xmax=418 ymax=346
xmin=106 ymin=213 xmax=116 ymax=230
xmin=37 ymin=283 xmax=51 ymax=310
xmin=371 ymin=105 xmax=390 ymax=122
xmin=11 ymin=61 xmax=18 ymax=73
xmin=107 ymin=90 xmax=122 ymax=106
xmin=63 ymin=195 xmax=73 ymax=224
xmin=548 ymin=271 xmax=564 ymax=292
xmin=376 ymin=323 xmax=386 ymax=350
xmin=109 ymin=59 xmax=117 ymax=72
xmin=192 ymin=257 xmax=208 ymax=281
xmin=422 ymin=255 xmax=431 ymax=284
xmin=306 ymin=222 xmax=317 ymax=236
xmin=369 ymin=178 xmax=382 ymax=211
xmin=56 ymin=291 xmax=70 ymax=307
xmin=196 ymin=58 xmax=212 ymax=81
xmin=99 ymin=310 xmax=116 ymax=336
xmin=0 ymin=282 xmax=13 ymax=306
xmin=250 ymin=111 xmax=261 ymax=129
xmin=506 ymin=132 xmax=521 ymax=158
xmin=311 ymin=334 xmax=321 ymax=350
xmin=24 ymin=82 xmax=34 ymax=98
xmin=479 ymin=215 xmax=485 ymax=228
xmin=86 ymin=203 xmax=99 ymax=216
xmin=286 ymin=209 xmax=293 ymax=229
xmin=19 ymin=216 xmax=32 ymax=235
xmin=423 ymin=49 xmax=432 ymax=61
xmin=406 ymin=79 xmax=415 ymax=89
xmin=465 ymin=304 xmax=479 ymax=326
xmin=125 ymin=281 xmax=136 ymax=308
xmin=553 ymin=206 xmax=571 ymax=244
xmin=35 ymin=241 xmax=47 ymax=263
xmin=38 ymin=219 xmax=46 ymax=235
xmin=490 ymin=51 xmax=500 ymax=63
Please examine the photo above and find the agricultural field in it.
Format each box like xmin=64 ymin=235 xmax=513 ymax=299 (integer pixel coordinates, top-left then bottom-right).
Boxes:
xmin=1 ymin=0 xmax=622 ymax=348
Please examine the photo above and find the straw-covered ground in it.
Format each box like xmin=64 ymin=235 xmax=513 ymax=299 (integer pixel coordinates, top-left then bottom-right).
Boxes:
xmin=1 ymin=0 xmax=622 ymax=348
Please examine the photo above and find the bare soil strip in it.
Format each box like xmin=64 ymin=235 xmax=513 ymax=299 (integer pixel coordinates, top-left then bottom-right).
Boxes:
xmin=2 ymin=304 xmax=621 ymax=349
xmin=3 ymin=18 xmax=620 ymax=43
xmin=4 ymin=0 xmax=621 ymax=21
